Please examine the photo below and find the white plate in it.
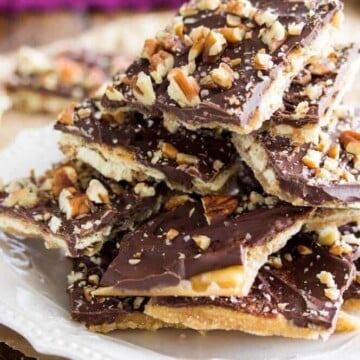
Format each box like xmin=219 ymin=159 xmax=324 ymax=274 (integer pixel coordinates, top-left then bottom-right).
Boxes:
xmin=0 ymin=126 xmax=360 ymax=360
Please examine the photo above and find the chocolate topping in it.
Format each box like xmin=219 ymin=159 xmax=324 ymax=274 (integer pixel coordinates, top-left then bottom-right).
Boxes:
xmin=155 ymin=227 xmax=357 ymax=329
xmin=0 ymin=160 xmax=161 ymax=256
xmin=258 ymin=110 xmax=360 ymax=205
xmin=55 ymin=99 xmax=239 ymax=191
xmin=100 ymin=189 xmax=310 ymax=292
xmin=68 ymin=239 xmax=148 ymax=325
xmin=104 ymin=0 xmax=341 ymax=132
xmin=271 ymin=44 xmax=360 ymax=127
xmin=6 ymin=49 xmax=131 ymax=100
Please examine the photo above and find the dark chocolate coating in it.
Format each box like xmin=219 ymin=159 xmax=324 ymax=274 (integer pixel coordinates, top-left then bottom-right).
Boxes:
xmin=68 ymin=239 xmax=148 ymax=326
xmin=105 ymin=0 xmax=341 ymax=130
xmin=0 ymin=161 xmax=160 ymax=256
xmin=272 ymin=44 xmax=359 ymax=127
xmin=100 ymin=197 xmax=309 ymax=292
xmin=155 ymin=229 xmax=357 ymax=329
xmin=257 ymin=114 xmax=360 ymax=205
xmin=55 ymin=99 xmax=238 ymax=191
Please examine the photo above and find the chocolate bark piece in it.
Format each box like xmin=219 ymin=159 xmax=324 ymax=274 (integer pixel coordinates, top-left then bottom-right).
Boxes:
xmin=0 ymin=160 xmax=163 ymax=257
xmin=68 ymin=239 xmax=167 ymax=332
xmin=103 ymin=0 xmax=343 ymax=135
xmin=233 ymin=107 xmax=360 ymax=208
xmin=344 ymin=259 xmax=360 ymax=310
xmin=269 ymin=44 xmax=360 ymax=144
xmin=56 ymin=99 xmax=240 ymax=195
xmin=5 ymin=46 xmax=132 ymax=114
xmin=94 ymin=182 xmax=312 ymax=298
xmin=146 ymin=224 xmax=360 ymax=340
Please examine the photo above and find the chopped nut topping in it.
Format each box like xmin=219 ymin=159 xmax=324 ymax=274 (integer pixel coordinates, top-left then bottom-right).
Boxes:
xmin=163 ymin=117 xmax=181 ymax=134
xmin=294 ymin=101 xmax=310 ymax=119
xmin=16 ymin=46 xmax=53 ymax=75
xmin=167 ymin=68 xmax=200 ymax=107
xmin=189 ymin=26 xmax=210 ymax=62
xmin=213 ymin=159 xmax=224 ymax=171
xmin=57 ymin=104 xmax=75 ymax=125
xmin=134 ymin=183 xmax=155 ymax=198
xmin=176 ymin=152 xmax=199 ymax=165
xmin=261 ymin=21 xmax=287 ymax=52
xmin=88 ymin=274 xmax=100 ymax=285
xmin=317 ymin=226 xmax=340 ymax=246
xmin=210 ymin=62 xmax=234 ymax=89
xmin=324 ymin=287 xmax=340 ymax=301
xmin=340 ymin=130 xmax=360 ymax=156
xmin=253 ymin=51 xmax=273 ymax=71
xmin=309 ymin=54 xmax=337 ymax=76
xmin=288 ymin=22 xmax=305 ymax=36
xmin=105 ymin=85 xmax=125 ymax=102
xmin=202 ymin=196 xmax=238 ymax=225
xmin=317 ymin=271 xmax=336 ymax=288
xmin=192 ymin=234 xmax=211 ymax=251
xmin=297 ymin=245 xmax=313 ymax=255
xmin=48 ymin=216 xmax=62 ymax=234
xmin=226 ymin=14 xmax=242 ymax=27
xmin=254 ymin=10 xmax=277 ymax=27
xmin=3 ymin=185 xmax=38 ymax=208
xmin=129 ymin=258 xmax=141 ymax=265
xmin=160 ymin=142 xmax=179 ymax=160
xmin=268 ymin=255 xmax=283 ymax=269
xmin=149 ymin=50 xmax=175 ymax=84
xmin=132 ymin=72 xmax=156 ymax=106
xmin=86 ymin=179 xmax=110 ymax=204
xmin=141 ymin=38 xmax=159 ymax=60
xmin=226 ymin=0 xmax=255 ymax=19
xmin=217 ymin=27 xmax=245 ymax=43
xmin=302 ymin=149 xmax=323 ymax=169
xmin=303 ymin=83 xmax=323 ymax=101
xmin=327 ymin=144 xmax=340 ymax=159
xmin=133 ymin=296 xmax=145 ymax=309
xmin=202 ymin=30 xmax=227 ymax=63
xmin=52 ymin=166 xmax=78 ymax=197
xmin=165 ymin=195 xmax=192 ymax=210
xmin=59 ymin=188 xmax=90 ymax=220
xmin=196 ymin=0 xmax=221 ymax=11
xmin=166 ymin=228 xmax=179 ymax=241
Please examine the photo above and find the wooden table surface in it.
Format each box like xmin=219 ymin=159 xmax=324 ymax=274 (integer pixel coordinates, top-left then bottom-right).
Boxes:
xmin=0 ymin=3 xmax=359 ymax=359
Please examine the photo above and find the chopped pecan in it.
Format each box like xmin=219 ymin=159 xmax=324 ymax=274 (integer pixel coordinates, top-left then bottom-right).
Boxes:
xmin=217 ymin=27 xmax=244 ymax=43
xmin=210 ymin=62 xmax=234 ymax=89
xmin=340 ymin=130 xmax=360 ymax=156
xmin=3 ymin=185 xmax=38 ymax=208
xmin=202 ymin=30 xmax=227 ymax=63
xmin=57 ymin=104 xmax=75 ymax=126
xmin=59 ymin=188 xmax=90 ymax=219
xmin=141 ymin=38 xmax=160 ymax=60
xmin=196 ymin=0 xmax=221 ymax=11
xmin=86 ymin=179 xmax=110 ymax=204
xmin=192 ymin=234 xmax=211 ymax=251
xmin=149 ymin=50 xmax=174 ymax=84
xmin=202 ymin=196 xmax=238 ymax=225
xmin=132 ymin=72 xmax=156 ymax=106
xmin=167 ymin=68 xmax=200 ymax=107
xmin=160 ymin=142 xmax=179 ymax=160
xmin=165 ymin=195 xmax=192 ymax=210
xmin=52 ymin=166 xmax=78 ymax=197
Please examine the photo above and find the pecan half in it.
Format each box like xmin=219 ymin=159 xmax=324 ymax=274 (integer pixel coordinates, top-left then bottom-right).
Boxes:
xmin=202 ymin=196 xmax=238 ymax=225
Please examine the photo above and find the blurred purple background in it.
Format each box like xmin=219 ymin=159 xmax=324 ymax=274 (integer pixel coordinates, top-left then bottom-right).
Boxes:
xmin=0 ymin=0 xmax=184 ymax=12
